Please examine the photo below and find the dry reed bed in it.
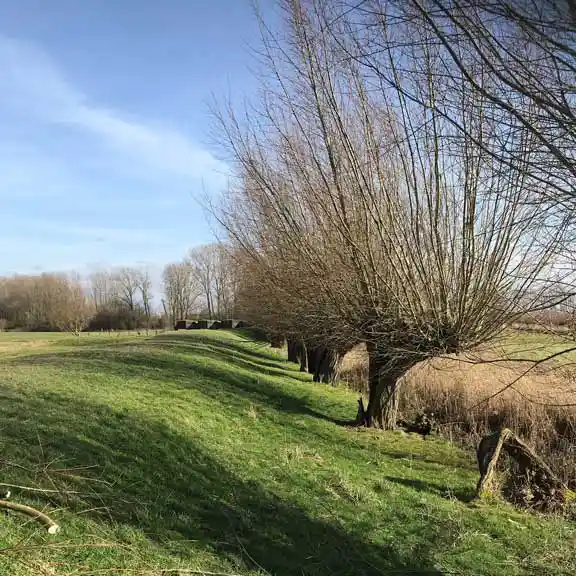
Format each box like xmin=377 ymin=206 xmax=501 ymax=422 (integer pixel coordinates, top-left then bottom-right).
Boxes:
xmin=340 ymin=344 xmax=576 ymax=486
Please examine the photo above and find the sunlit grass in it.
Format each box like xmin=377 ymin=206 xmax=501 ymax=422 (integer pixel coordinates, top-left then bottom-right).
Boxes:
xmin=0 ymin=330 xmax=574 ymax=575
xmin=494 ymin=330 xmax=576 ymax=364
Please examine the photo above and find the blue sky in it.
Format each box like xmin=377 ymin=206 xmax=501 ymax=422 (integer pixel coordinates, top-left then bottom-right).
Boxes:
xmin=0 ymin=0 xmax=272 ymax=278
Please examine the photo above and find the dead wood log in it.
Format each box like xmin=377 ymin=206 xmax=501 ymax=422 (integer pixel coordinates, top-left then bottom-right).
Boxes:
xmin=0 ymin=499 xmax=60 ymax=534
xmin=476 ymin=428 xmax=565 ymax=509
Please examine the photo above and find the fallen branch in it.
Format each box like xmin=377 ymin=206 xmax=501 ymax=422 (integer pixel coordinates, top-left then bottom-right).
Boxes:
xmin=0 ymin=500 xmax=60 ymax=534
xmin=476 ymin=428 xmax=566 ymax=509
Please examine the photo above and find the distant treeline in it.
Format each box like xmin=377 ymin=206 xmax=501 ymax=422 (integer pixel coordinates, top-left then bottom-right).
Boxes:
xmin=0 ymin=243 xmax=240 ymax=334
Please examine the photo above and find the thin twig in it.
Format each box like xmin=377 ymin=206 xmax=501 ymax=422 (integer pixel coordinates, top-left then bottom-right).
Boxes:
xmin=50 ymin=465 xmax=100 ymax=473
xmin=470 ymin=345 xmax=576 ymax=409
xmin=0 ymin=458 xmax=34 ymax=473
xmin=0 ymin=542 xmax=122 ymax=554
xmin=0 ymin=482 xmax=81 ymax=495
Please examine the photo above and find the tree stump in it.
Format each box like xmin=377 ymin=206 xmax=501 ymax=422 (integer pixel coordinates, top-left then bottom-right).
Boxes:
xmin=476 ymin=428 xmax=566 ymax=510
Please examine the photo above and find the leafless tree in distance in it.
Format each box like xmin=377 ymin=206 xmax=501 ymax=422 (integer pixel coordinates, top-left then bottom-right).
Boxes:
xmin=162 ymin=261 xmax=201 ymax=325
xmin=114 ymin=267 xmax=141 ymax=312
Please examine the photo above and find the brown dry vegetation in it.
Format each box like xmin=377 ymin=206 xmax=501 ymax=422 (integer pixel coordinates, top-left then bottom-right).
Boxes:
xmin=0 ymin=340 xmax=53 ymax=355
xmin=340 ymin=335 xmax=576 ymax=487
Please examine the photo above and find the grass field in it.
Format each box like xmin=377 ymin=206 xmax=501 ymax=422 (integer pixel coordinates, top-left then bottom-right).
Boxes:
xmin=0 ymin=330 xmax=575 ymax=575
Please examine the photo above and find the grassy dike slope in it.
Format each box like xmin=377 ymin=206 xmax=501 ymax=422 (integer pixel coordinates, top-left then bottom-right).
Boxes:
xmin=0 ymin=330 xmax=574 ymax=575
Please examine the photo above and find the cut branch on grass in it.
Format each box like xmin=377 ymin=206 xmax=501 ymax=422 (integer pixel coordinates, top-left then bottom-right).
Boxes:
xmin=0 ymin=499 xmax=60 ymax=534
xmin=0 ymin=482 xmax=82 ymax=495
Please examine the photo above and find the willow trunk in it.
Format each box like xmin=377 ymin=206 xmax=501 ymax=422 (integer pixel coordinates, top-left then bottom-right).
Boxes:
xmin=364 ymin=343 xmax=410 ymax=430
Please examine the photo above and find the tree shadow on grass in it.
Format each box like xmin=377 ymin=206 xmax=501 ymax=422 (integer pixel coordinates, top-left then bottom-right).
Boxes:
xmin=373 ymin=449 xmax=477 ymax=472
xmin=155 ymin=332 xmax=286 ymax=369
xmin=148 ymin=332 xmax=351 ymax=423
xmin=0 ymin=389 xmax=443 ymax=576
xmin=233 ymin=327 xmax=273 ymax=345
xmin=7 ymin=338 xmax=344 ymax=425
xmin=7 ymin=345 xmax=475 ymax=486
xmin=171 ymin=340 xmax=309 ymax=382
xmin=383 ymin=476 xmax=477 ymax=504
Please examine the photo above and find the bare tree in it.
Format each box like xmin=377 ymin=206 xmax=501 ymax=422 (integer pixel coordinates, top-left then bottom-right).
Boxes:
xmin=187 ymin=245 xmax=217 ymax=319
xmin=136 ymin=267 xmax=153 ymax=329
xmin=333 ymin=0 xmax=576 ymax=210
xmin=0 ymin=273 xmax=92 ymax=333
xmin=215 ymin=0 xmax=570 ymax=428
xmin=213 ymin=246 xmax=229 ymax=318
xmin=89 ymin=270 xmax=118 ymax=312
xmin=1 ymin=267 xmax=158 ymax=333
xmin=48 ymin=275 xmax=93 ymax=335
xmin=114 ymin=267 xmax=141 ymax=312
xmin=186 ymin=243 xmax=239 ymax=319
xmin=162 ymin=261 xmax=200 ymax=324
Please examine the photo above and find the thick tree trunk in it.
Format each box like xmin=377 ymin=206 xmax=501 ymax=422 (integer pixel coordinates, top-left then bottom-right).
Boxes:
xmin=317 ymin=348 xmax=341 ymax=385
xmin=287 ymin=338 xmax=308 ymax=367
xmin=287 ymin=338 xmax=299 ymax=363
xmin=312 ymin=347 xmax=327 ymax=382
xmin=298 ymin=340 xmax=308 ymax=372
xmin=372 ymin=376 xmax=400 ymax=429
xmin=362 ymin=343 xmax=411 ymax=430
xmin=305 ymin=344 xmax=340 ymax=383
xmin=307 ymin=346 xmax=319 ymax=377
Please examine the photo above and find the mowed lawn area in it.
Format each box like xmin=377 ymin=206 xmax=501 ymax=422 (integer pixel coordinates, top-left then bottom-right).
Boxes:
xmin=0 ymin=330 xmax=575 ymax=575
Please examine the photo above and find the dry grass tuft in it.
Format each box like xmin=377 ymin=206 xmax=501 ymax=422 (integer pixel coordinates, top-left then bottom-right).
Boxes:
xmin=0 ymin=340 xmax=53 ymax=355
xmin=246 ymin=404 xmax=259 ymax=420
xmin=340 ymin=341 xmax=576 ymax=486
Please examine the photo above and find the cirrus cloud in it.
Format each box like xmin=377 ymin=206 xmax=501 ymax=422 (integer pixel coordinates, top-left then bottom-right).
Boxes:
xmin=0 ymin=35 xmax=227 ymax=183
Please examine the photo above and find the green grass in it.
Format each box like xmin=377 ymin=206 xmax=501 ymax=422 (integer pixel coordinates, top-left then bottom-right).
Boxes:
xmin=0 ymin=330 xmax=574 ymax=575
xmin=493 ymin=331 xmax=576 ymax=365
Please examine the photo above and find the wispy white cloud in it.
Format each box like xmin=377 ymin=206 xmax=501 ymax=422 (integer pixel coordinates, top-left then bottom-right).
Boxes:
xmin=0 ymin=36 xmax=227 ymax=182
xmin=0 ymin=35 xmax=220 ymax=275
